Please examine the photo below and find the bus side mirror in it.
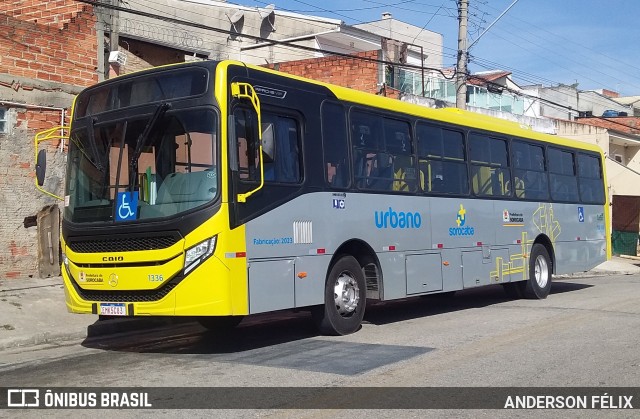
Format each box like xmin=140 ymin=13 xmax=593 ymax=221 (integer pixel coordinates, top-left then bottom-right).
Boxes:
xmin=36 ymin=149 xmax=47 ymax=187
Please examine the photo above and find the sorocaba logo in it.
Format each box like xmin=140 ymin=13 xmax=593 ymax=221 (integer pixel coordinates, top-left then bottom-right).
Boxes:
xmin=449 ymin=204 xmax=475 ymax=236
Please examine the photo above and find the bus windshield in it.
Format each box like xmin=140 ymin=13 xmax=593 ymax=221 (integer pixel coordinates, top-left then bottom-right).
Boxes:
xmin=64 ymin=108 xmax=218 ymax=223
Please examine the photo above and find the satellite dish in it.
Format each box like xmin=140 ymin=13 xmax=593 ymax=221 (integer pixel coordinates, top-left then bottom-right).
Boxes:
xmin=225 ymin=10 xmax=244 ymax=38
xmin=258 ymin=4 xmax=276 ymax=31
xmin=226 ymin=10 xmax=245 ymax=35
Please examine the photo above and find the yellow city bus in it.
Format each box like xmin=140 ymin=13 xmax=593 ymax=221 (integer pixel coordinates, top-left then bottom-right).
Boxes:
xmin=35 ymin=60 xmax=610 ymax=335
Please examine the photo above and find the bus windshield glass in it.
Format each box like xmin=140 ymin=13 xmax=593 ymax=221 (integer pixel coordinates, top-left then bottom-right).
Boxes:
xmin=64 ymin=108 xmax=218 ymax=223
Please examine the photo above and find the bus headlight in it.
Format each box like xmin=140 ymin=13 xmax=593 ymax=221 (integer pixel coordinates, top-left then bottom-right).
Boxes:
xmin=184 ymin=236 xmax=217 ymax=274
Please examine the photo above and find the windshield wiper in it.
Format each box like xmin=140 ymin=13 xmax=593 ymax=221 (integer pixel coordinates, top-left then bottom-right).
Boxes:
xmin=129 ymin=102 xmax=171 ymax=190
xmin=86 ymin=117 xmax=104 ymax=173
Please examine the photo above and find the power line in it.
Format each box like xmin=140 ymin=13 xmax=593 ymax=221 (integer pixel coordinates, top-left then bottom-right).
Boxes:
xmin=88 ymin=0 xmax=639 ymax=129
xmin=79 ymin=0 xmax=456 ymax=79
xmin=468 ymin=1 xmax=640 ymax=93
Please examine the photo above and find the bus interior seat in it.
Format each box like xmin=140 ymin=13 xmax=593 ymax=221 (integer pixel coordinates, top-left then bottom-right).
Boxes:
xmin=367 ymin=153 xmax=394 ymax=190
xmin=331 ymin=160 xmax=349 ymax=188
xmin=393 ymin=155 xmax=415 ymax=191
xmin=139 ymin=170 xmax=215 ymax=217
xmin=354 ymin=149 xmax=375 ymax=188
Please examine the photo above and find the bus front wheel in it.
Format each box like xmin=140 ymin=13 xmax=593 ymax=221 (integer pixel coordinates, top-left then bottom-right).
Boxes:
xmin=312 ymin=255 xmax=366 ymax=336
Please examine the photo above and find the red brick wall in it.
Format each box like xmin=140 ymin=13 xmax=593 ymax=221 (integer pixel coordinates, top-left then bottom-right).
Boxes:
xmin=264 ymin=50 xmax=382 ymax=95
xmin=0 ymin=1 xmax=98 ymax=279
xmin=0 ymin=3 xmax=98 ymax=86
xmin=1 ymin=0 xmax=86 ymax=29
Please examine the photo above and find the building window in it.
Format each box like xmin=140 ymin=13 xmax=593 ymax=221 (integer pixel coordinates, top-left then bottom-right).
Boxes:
xmin=0 ymin=108 xmax=7 ymax=134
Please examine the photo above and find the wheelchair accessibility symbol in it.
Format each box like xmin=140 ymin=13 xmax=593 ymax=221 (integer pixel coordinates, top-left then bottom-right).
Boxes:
xmin=578 ymin=206 xmax=584 ymax=223
xmin=116 ymin=191 xmax=138 ymax=221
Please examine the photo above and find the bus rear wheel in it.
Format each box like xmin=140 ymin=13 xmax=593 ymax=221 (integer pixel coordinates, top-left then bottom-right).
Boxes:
xmin=525 ymin=243 xmax=552 ymax=299
xmin=504 ymin=244 xmax=552 ymax=299
xmin=312 ymin=255 xmax=366 ymax=336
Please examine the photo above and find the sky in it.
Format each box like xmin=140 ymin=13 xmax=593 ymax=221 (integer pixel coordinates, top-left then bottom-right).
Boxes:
xmin=232 ymin=0 xmax=640 ymax=96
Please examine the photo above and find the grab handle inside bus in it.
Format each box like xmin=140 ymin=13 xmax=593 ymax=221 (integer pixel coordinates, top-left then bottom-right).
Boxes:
xmin=231 ymin=82 xmax=264 ymax=203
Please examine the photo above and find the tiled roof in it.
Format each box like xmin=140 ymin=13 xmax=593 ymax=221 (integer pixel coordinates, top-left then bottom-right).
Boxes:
xmin=576 ymin=117 xmax=640 ymax=135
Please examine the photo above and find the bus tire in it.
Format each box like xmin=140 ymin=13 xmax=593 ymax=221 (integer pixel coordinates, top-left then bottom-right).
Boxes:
xmin=312 ymin=255 xmax=366 ymax=336
xmin=524 ymin=243 xmax=552 ymax=299
xmin=197 ymin=316 xmax=244 ymax=331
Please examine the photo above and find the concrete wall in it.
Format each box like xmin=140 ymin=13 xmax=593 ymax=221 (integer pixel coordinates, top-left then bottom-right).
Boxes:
xmin=353 ymin=18 xmax=443 ymax=69
xmin=117 ymin=0 xmax=341 ymax=65
xmin=606 ymin=159 xmax=640 ymax=197
xmin=555 ymin=120 xmax=610 ymax=154
xmin=524 ymin=84 xmax=631 ymax=120
xmin=0 ymin=1 xmax=98 ymax=279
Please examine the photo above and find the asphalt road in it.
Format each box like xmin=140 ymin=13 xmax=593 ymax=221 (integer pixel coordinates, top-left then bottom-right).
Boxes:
xmin=1 ymin=273 xmax=639 ymax=417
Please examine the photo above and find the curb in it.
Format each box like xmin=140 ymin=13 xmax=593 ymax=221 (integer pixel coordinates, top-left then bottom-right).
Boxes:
xmin=555 ymin=270 xmax=637 ymax=279
xmin=0 ymin=330 xmax=89 ymax=351
xmin=1 ymin=317 xmax=193 ymax=352
xmin=618 ymin=254 xmax=640 ymax=261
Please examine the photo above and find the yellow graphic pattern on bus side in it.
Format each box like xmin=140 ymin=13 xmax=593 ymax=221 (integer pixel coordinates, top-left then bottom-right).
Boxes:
xmin=532 ymin=203 xmax=561 ymax=243
xmin=489 ymin=204 xmax=562 ymax=283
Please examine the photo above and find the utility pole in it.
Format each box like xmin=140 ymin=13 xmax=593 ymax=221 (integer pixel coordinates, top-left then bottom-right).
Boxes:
xmin=108 ymin=0 xmax=120 ymax=78
xmin=456 ymin=0 xmax=468 ymax=109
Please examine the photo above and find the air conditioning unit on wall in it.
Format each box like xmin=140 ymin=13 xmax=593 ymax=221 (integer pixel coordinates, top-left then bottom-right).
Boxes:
xmin=108 ymin=50 xmax=127 ymax=66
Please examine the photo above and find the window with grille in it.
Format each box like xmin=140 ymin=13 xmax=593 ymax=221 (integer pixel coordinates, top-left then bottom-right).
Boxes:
xmin=0 ymin=108 xmax=7 ymax=134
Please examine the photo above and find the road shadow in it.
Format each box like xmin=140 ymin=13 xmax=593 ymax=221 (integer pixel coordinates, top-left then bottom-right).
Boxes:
xmin=81 ymin=281 xmax=592 ymax=355
xmin=82 ymin=310 xmax=319 ymax=354
xmin=365 ymin=281 xmax=593 ymax=326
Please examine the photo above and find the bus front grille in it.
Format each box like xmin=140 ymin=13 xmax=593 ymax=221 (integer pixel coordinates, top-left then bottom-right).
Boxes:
xmin=67 ymin=233 xmax=181 ymax=253
xmin=69 ymin=273 xmax=184 ymax=303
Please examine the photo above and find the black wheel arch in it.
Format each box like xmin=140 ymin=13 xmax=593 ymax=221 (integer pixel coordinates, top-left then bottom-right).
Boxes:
xmin=331 ymin=239 xmax=382 ymax=300
xmin=533 ymin=234 xmax=555 ymax=274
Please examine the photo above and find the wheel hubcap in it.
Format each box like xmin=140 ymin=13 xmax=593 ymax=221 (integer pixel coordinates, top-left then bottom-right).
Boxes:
xmin=534 ymin=255 xmax=549 ymax=288
xmin=334 ymin=271 xmax=360 ymax=316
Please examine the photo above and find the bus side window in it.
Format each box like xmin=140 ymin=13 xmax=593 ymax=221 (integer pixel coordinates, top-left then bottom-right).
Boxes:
xmin=548 ymin=147 xmax=579 ymax=202
xmin=234 ymin=107 xmax=260 ymax=182
xmin=384 ymin=119 xmax=416 ymax=192
xmin=416 ymin=122 xmax=468 ymax=195
xmin=511 ymin=141 xmax=549 ymax=200
xmin=577 ymin=153 xmax=605 ymax=204
xmin=469 ymin=133 xmax=511 ymax=197
xmin=351 ymin=110 xmax=381 ymax=189
xmin=260 ymin=113 xmax=301 ymax=184
xmin=321 ymin=102 xmax=350 ymax=188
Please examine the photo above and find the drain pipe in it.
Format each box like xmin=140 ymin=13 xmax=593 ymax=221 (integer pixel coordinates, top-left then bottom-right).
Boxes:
xmin=0 ymin=100 xmax=67 ymax=149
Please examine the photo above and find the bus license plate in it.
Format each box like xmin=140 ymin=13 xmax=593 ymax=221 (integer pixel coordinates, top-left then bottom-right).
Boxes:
xmin=100 ymin=303 xmax=126 ymax=316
